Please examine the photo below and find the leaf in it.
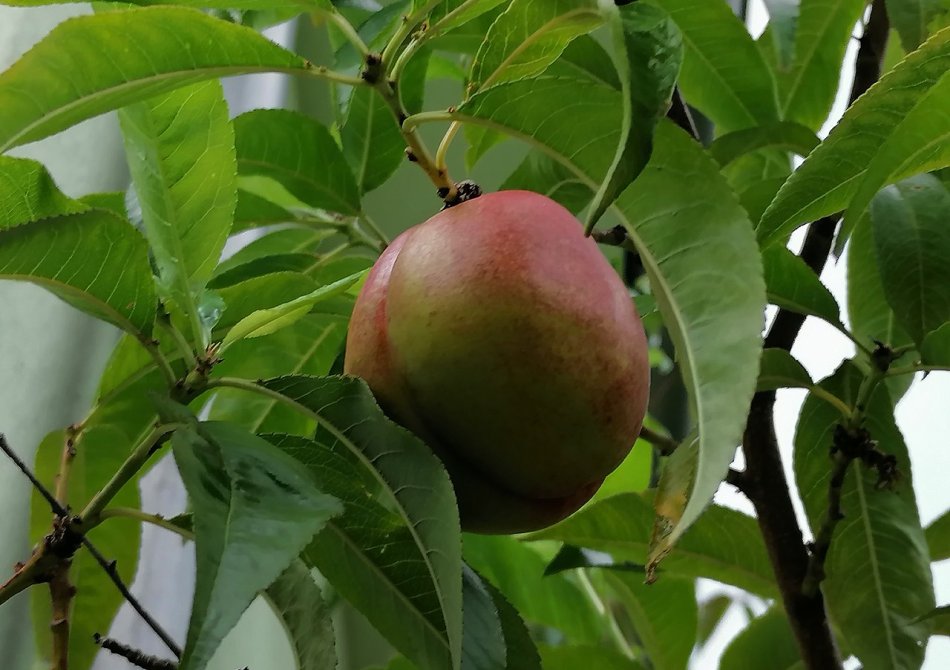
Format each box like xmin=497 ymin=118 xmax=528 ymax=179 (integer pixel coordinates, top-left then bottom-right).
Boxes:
xmin=262 ymin=560 xmax=336 ymax=670
xmin=539 ymin=645 xmax=644 ymax=670
xmin=526 ymin=493 xmax=776 ymax=597
xmin=220 ymin=270 xmax=364 ymax=349
xmin=845 ymin=66 xmax=950 ymax=227
xmin=460 ymin=566 xmax=506 ymax=670
xmin=763 ymin=0 xmax=800 ymax=70
xmin=759 ymin=26 xmax=950 ymax=247
xmin=0 ymin=155 xmax=86 ymax=227
xmin=794 ymin=362 xmax=934 ymax=670
xmin=0 ymin=7 xmax=312 ymax=153
xmin=172 ymin=421 xmax=342 ymax=670
xmin=463 ymin=535 xmax=602 ymax=643
xmin=232 ymin=189 xmax=295 ymax=233
xmin=469 ymin=0 xmax=602 ymax=93
xmin=585 ymin=2 xmax=682 ymax=229
xmin=428 ymin=0 xmax=509 ymax=34
xmin=763 ymin=245 xmax=842 ymax=326
xmin=0 ymin=210 xmax=156 ymax=336
xmin=120 ymin=80 xmax=236 ymax=346
xmin=545 ymin=35 xmax=621 ymax=89
xmin=501 ymin=151 xmax=592 ymax=214
xmin=777 ymin=0 xmax=867 ymax=129
xmin=458 ymin=85 xmax=766 ymax=553
xmin=648 ymin=0 xmax=780 ymax=131
xmin=868 ymin=174 xmax=950 ymax=345
xmin=914 ymin=605 xmax=950 ymax=635
xmin=2 ymin=1 xmax=320 ymax=8
xmin=758 ymin=348 xmax=813 ymax=391
xmin=481 ymin=578 xmax=542 ymax=670
xmin=261 ymin=376 xmax=463 ymax=670
xmin=709 ymin=122 xmax=820 ymax=168
xmin=926 ymin=508 xmax=950 ymax=562
xmin=720 ymin=608 xmax=800 ymax=670
xmin=885 ymin=0 xmax=950 ymax=51
xmin=921 ymin=322 xmax=950 ymax=366
xmin=214 ymin=272 xmax=319 ymax=332
xmin=30 ymin=426 xmax=141 ymax=670
xmin=605 ymin=572 xmax=697 ymax=670
xmin=233 ymin=109 xmax=360 ymax=215
xmin=697 ymin=594 xmax=733 ymax=645
xmin=212 ymin=227 xmax=336 ymax=278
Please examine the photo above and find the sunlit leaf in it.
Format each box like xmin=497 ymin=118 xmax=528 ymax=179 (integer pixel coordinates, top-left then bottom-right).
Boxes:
xmin=0 ymin=155 xmax=86 ymax=227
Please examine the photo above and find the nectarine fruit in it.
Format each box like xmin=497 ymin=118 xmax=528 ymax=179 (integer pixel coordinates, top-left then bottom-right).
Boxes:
xmin=345 ymin=190 xmax=649 ymax=533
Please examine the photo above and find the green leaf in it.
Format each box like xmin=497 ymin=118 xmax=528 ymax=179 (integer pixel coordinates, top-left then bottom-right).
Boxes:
xmin=921 ymin=322 xmax=950 ymax=365
xmin=759 ymin=26 xmax=950 ymax=247
xmin=428 ymin=0 xmax=509 ymax=34
xmin=173 ymin=421 xmax=342 ymax=670
xmin=214 ymin=272 xmax=319 ymax=332
xmin=914 ymin=605 xmax=950 ymax=635
xmin=539 ymin=645 xmax=644 ymax=670
xmin=232 ymin=189 xmax=295 ymax=233
xmin=262 ymin=560 xmax=337 ymax=670
xmin=605 ymin=572 xmax=697 ymax=670
xmin=30 ymin=426 xmax=141 ymax=670
xmin=777 ymin=0 xmax=868 ymax=129
xmin=845 ymin=72 xmax=950 ymax=237
xmin=697 ymin=594 xmax=734 ymax=645
xmin=120 ymin=80 xmax=236 ymax=347
xmin=925 ymin=508 xmax=950 ymax=561
xmin=0 ymin=155 xmax=86 ymax=227
xmin=463 ymin=535 xmax=602 ymax=643
xmin=758 ymin=348 xmax=813 ymax=391
xmin=546 ymin=35 xmax=621 ymax=88
xmin=460 ymin=566 xmax=506 ymax=670
xmin=457 ymin=85 xmax=766 ymax=553
xmin=0 ymin=210 xmax=156 ymax=336
xmin=526 ymin=493 xmax=777 ymax=597
xmin=261 ymin=376 xmax=463 ymax=670
xmin=648 ymin=0 xmax=780 ymax=131
xmin=0 ymin=7 xmax=312 ymax=153
xmin=469 ymin=0 xmax=602 ymax=94
xmin=233 ymin=109 xmax=360 ymax=215
xmin=709 ymin=122 xmax=820 ymax=169
xmin=212 ymin=227 xmax=336 ymax=278
xmin=885 ymin=0 xmax=950 ymax=51
xmin=763 ymin=245 xmax=842 ymax=326
xmin=720 ymin=608 xmax=800 ymax=670
xmin=794 ymin=362 xmax=934 ymax=670
xmin=502 ymin=151 xmax=592 ymax=214
xmin=585 ymin=2 xmax=682 ymax=230
xmin=2 ymin=1 xmax=319 ymax=8
xmin=220 ymin=270 xmax=364 ymax=349
xmin=481 ymin=577 xmax=542 ymax=670
xmin=763 ymin=0 xmax=800 ymax=70
xmin=869 ymin=174 xmax=950 ymax=345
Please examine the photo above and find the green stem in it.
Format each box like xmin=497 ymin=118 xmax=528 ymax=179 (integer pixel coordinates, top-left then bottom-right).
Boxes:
xmin=158 ymin=318 xmax=197 ymax=371
xmin=306 ymin=64 xmax=367 ymax=87
xmin=79 ymin=423 xmax=185 ymax=527
xmin=435 ymin=121 xmax=462 ymax=174
xmin=379 ymin=0 xmax=442 ymax=68
xmin=832 ymin=324 xmax=874 ymax=359
xmin=887 ymin=364 xmax=950 ymax=377
xmin=847 ymin=367 xmax=885 ymax=430
xmin=359 ymin=213 xmax=390 ymax=248
xmin=137 ymin=335 xmax=177 ymax=389
xmin=100 ymin=507 xmax=194 ymax=541
xmin=207 ymin=377 xmax=306 ymax=413
xmin=321 ymin=7 xmax=369 ymax=57
xmin=638 ymin=425 xmax=678 ymax=456
xmin=810 ymin=387 xmax=853 ymax=418
xmin=402 ymin=110 xmax=455 ymax=132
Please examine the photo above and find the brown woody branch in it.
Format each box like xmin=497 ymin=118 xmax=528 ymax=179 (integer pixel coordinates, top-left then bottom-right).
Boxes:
xmin=740 ymin=2 xmax=890 ymax=668
xmin=94 ymin=634 xmax=178 ymax=670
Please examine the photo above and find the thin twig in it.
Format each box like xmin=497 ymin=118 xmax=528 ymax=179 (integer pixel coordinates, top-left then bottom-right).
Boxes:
xmin=0 ymin=433 xmax=62 ymax=514
xmin=802 ymin=448 xmax=852 ymax=597
xmin=94 ymin=634 xmax=178 ymax=670
xmin=638 ymin=425 xmax=679 ymax=456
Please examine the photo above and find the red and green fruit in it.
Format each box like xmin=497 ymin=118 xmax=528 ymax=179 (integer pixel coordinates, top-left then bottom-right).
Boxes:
xmin=345 ymin=190 xmax=650 ymax=533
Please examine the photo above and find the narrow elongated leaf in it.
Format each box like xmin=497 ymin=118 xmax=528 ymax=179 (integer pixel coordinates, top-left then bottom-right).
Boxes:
xmin=234 ymin=109 xmax=360 ymax=215
xmin=214 ymin=272 xmax=319 ymax=332
xmin=778 ymin=0 xmax=867 ymax=129
xmin=460 ymin=566 xmax=506 ymax=670
xmin=261 ymin=377 xmax=463 ymax=670
xmin=220 ymin=270 xmax=363 ymax=349
xmin=468 ymin=0 xmax=602 ymax=93
xmin=606 ymin=572 xmax=697 ymax=670
xmin=845 ymin=71 xmax=950 ymax=233
xmin=212 ymin=227 xmax=336 ymax=278
xmin=763 ymin=245 xmax=842 ymax=326
xmin=30 ymin=427 xmax=141 ymax=670
xmin=0 ymin=155 xmax=85 ymax=227
xmin=428 ymin=0 xmax=509 ymax=33
xmin=0 ymin=210 xmax=155 ymax=336
xmin=456 ymin=85 xmax=766 ymax=553
xmin=868 ymin=174 xmax=950 ymax=344
xmin=232 ymin=190 xmax=295 ymax=233
xmin=546 ymin=35 xmax=621 ymax=88
xmin=759 ymin=26 xmax=950 ymax=247
xmin=648 ymin=0 xmax=780 ymax=131
xmin=0 ymin=7 xmax=312 ymax=153
xmin=720 ymin=608 xmax=800 ymax=670
xmin=173 ymin=422 xmax=342 ymax=670
xmin=586 ymin=2 xmax=682 ymax=229
xmin=885 ymin=0 xmax=950 ymax=51
xmin=481 ymin=578 xmax=542 ymax=670
xmin=540 ymin=646 xmax=644 ymax=670
xmin=526 ymin=493 xmax=776 ymax=597
xmin=262 ymin=560 xmax=336 ymax=670
xmin=2 ymin=1 xmax=318 ymax=8
xmin=794 ymin=362 xmax=934 ymax=670
xmin=925 ymin=508 xmax=950 ymax=562
xmin=709 ymin=122 xmax=820 ymax=168
xmin=463 ymin=535 xmax=602 ymax=643
xmin=758 ymin=348 xmax=813 ymax=391
xmin=120 ymin=80 xmax=236 ymax=346
xmin=763 ymin=0 xmax=800 ymax=70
